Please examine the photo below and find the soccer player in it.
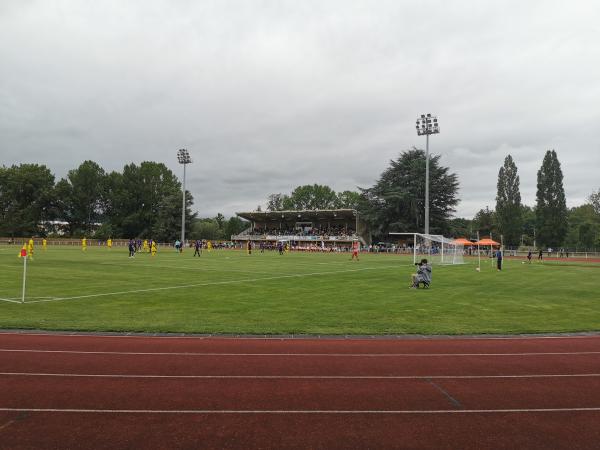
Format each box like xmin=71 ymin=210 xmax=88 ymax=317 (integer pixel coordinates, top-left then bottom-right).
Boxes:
xmin=42 ymin=238 xmax=47 ymax=251
xmin=247 ymin=241 xmax=252 ymax=255
xmin=128 ymin=239 xmax=136 ymax=258
xmin=350 ymin=240 xmax=360 ymax=261
xmin=527 ymin=249 xmax=532 ymax=264
xmin=151 ymin=240 xmax=157 ymax=257
xmin=496 ymin=248 xmax=503 ymax=271
xmin=277 ymin=241 xmax=284 ymax=255
xmin=538 ymin=249 xmax=543 ymax=261
xmin=81 ymin=237 xmax=87 ymax=251
xmin=194 ymin=240 xmax=202 ymax=257
xmin=107 ymin=238 xmax=112 ymax=249
xmin=143 ymin=239 xmax=149 ymax=253
xmin=28 ymin=238 xmax=34 ymax=259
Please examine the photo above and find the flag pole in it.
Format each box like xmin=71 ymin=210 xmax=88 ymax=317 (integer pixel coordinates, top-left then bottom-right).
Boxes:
xmin=21 ymin=250 xmax=27 ymax=304
xmin=477 ymin=231 xmax=481 ymax=272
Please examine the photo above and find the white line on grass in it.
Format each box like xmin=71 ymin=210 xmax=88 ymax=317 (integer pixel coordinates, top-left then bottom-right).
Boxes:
xmin=1 ymin=407 xmax=600 ymax=414
xmin=20 ymin=267 xmax=386 ymax=304
xmin=2 ymin=372 xmax=600 ymax=380
xmin=2 ymin=349 xmax=599 ymax=357
xmin=0 ymin=298 xmax=20 ymax=303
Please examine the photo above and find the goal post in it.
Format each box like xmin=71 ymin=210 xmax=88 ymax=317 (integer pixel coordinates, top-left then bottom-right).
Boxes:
xmin=390 ymin=232 xmax=464 ymax=265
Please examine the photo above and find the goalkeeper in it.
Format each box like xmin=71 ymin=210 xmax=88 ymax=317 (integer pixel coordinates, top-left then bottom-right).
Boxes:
xmin=410 ymin=259 xmax=432 ymax=289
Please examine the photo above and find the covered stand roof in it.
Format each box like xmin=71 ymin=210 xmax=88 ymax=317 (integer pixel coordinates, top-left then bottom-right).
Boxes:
xmin=236 ymin=209 xmax=358 ymax=223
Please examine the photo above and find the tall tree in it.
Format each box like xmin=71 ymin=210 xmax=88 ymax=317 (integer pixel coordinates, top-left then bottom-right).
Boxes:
xmin=359 ymin=149 xmax=459 ymax=240
xmin=589 ymin=189 xmax=600 ymax=215
xmin=266 ymin=193 xmax=289 ymax=211
xmin=283 ymin=184 xmax=340 ymax=210
xmin=108 ymin=161 xmax=191 ymax=238
xmin=55 ymin=160 xmax=107 ymax=236
xmin=565 ymin=204 xmax=600 ymax=250
xmin=472 ymin=206 xmax=497 ymax=238
xmin=0 ymin=164 xmax=55 ymax=236
xmin=536 ymin=150 xmax=568 ymax=248
xmin=495 ymin=155 xmax=522 ymax=246
xmin=337 ymin=190 xmax=362 ymax=210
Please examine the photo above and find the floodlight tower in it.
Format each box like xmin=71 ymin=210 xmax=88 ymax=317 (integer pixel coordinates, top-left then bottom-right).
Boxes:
xmin=416 ymin=114 xmax=440 ymax=235
xmin=177 ymin=149 xmax=192 ymax=249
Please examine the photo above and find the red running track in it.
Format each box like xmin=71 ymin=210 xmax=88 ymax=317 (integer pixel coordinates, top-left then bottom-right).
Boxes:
xmin=0 ymin=332 xmax=600 ymax=449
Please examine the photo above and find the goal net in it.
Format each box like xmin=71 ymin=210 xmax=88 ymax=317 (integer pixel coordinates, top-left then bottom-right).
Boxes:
xmin=390 ymin=233 xmax=464 ymax=265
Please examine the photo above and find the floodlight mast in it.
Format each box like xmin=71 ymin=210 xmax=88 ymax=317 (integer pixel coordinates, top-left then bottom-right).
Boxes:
xmin=415 ymin=114 xmax=440 ymax=235
xmin=177 ymin=149 xmax=192 ymax=249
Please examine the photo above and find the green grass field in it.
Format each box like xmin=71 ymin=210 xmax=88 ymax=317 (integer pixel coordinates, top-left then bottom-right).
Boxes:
xmin=1 ymin=244 xmax=599 ymax=335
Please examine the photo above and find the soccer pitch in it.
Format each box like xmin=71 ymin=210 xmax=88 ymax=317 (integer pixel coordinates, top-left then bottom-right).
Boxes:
xmin=0 ymin=245 xmax=599 ymax=335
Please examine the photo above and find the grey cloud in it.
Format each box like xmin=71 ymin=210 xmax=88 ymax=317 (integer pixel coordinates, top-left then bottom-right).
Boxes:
xmin=1 ymin=0 xmax=600 ymax=218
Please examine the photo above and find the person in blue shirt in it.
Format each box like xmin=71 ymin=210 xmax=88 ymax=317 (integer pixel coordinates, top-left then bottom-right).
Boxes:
xmin=496 ymin=248 xmax=503 ymax=271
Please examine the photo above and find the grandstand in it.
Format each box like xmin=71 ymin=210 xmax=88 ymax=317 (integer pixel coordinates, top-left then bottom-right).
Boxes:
xmin=232 ymin=209 xmax=370 ymax=249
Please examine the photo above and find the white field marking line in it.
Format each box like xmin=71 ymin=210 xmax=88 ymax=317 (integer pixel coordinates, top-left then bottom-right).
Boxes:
xmin=99 ymin=261 xmax=277 ymax=276
xmin=0 ymin=298 xmax=20 ymax=303
xmin=2 ymin=372 xmax=600 ymax=380
xmin=0 ymin=331 xmax=598 ymax=341
xmin=2 ymin=349 xmax=599 ymax=357
xmin=21 ymin=266 xmax=382 ymax=304
xmin=2 ymin=407 xmax=600 ymax=414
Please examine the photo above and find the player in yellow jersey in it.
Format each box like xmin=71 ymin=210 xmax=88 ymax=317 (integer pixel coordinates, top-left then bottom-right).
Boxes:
xmin=143 ymin=239 xmax=149 ymax=253
xmin=28 ymin=237 xmax=34 ymax=259
xmin=207 ymin=240 xmax=213 ymax=252
xmin=107 ymin=238 xmax=112 ymax=249
xmin=42 ymin=238 xmax=47 ymax=251
xmin=81 ymin=237 xmax=87 ymax=251
xmin=151 ymin=240 xmax=157 ymax=256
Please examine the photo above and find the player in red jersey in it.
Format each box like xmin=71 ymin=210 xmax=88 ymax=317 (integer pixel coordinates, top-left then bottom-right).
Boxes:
xmin=350 ymin=240 xmax=360 ymax=261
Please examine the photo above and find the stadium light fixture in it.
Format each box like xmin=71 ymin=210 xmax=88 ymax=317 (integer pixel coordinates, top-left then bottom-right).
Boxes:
xmin=415 ymin=114 xmax=440 ymax=235
xmin=177 ymin=149 xmax=192 ymax=249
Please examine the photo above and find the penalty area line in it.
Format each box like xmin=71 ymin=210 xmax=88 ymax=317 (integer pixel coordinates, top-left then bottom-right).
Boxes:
xmin=22 ymin=267 xmax=384 ymax=304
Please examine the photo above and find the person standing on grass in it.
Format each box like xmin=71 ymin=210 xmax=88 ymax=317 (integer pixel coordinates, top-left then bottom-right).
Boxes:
xmin=107 ymin=238 xmax=112 ymax=249
xmin=128 ymin=239 xmax=136 ymax=258
xmin=194 ymin=240 xmax=202 ymax=257
xmin=81 ymin=237 xmax=87 ymax=252
xmin=527 ymin=249 xmax=532 ymax=264
xmin=538 ymin=249 xmax=543 ymax=261
xmin=42 ymin=238 xmax=47 ymax=251
xmin=151 ymin=240 xmax=157 ymax=257
xmin=350 ymin=240 xmax=360 ymax=261
xmin=496 ymin=248 xmax=503 ymax=271
xmin=247 ymin=240 xmax=252 ymax=255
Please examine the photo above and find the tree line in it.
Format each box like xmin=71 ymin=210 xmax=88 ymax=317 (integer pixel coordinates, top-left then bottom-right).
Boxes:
xmin=0 ymin=160 xmax=196 ymax=241
xmin=460 ymin=150 xmax=599 ymax=250
xmin=2 ymin=150 xmax=597 ymax=249
xmin=265 ymin=149 xmax=599 ymax=250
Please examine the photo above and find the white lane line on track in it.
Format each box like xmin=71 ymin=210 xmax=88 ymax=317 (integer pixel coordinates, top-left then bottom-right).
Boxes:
xmin=2 ymin=372 xmax=600 ymax=380
xmin=1 ymin=331 xmax=599 ymax=340
xmin=2 ymin=349 xmax=600 ymax=356
xmin=1 ymin=407 xmax=600 ymax=414
xmin=20 ymin=266 xmax=383 ymax=304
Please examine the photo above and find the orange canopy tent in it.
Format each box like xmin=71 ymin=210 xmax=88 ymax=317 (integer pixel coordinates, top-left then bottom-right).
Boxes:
xmin=474 ymin=238 xmax=500 ymax=246
xmin=453 ymin=238 xmax=474 ymax=246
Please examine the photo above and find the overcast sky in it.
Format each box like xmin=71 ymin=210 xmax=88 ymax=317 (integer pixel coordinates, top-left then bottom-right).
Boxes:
xmin=2 ymin=0 xmax=599 ymax=218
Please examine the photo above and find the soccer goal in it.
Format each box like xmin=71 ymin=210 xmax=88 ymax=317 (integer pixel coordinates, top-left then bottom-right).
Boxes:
xmin=390 ymin=233 xmax=464 ymax=265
